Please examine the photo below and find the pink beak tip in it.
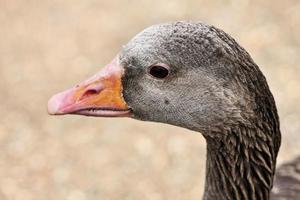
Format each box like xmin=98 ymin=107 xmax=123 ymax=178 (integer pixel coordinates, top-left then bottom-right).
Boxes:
xmin=47 ymin=94 xmax=63 ymax=115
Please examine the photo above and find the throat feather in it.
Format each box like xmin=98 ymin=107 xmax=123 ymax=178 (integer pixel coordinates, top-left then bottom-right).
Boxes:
xmin=203 ymin=125 xmax=278 ymax=200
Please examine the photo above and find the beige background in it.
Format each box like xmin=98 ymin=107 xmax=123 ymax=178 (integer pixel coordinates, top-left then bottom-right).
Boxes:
xmin=1 ymin=0 xmax=300 ymax=199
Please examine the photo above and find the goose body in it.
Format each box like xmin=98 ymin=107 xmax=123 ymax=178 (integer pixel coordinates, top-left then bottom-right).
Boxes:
xmin=48 ymin=21 xmax=296 ymax=199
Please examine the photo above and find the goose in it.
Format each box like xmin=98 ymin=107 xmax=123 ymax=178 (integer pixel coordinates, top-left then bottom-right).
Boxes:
xmin=47 ymin=21 xmax=298 ymax=200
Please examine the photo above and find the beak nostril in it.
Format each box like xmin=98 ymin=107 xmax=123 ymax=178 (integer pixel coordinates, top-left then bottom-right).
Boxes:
xmin=77 ymin=83 xmax=104 ymax=101
xmin=80 ymin=89 xmax=101 ymax=100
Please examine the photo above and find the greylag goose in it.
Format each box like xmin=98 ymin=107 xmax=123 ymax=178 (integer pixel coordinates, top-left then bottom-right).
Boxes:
xmin=48 ymin=21 xmax=298 ymax=200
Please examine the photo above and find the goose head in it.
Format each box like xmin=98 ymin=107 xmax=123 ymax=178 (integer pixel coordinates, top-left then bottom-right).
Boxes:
xmin=48 ymin=22 xmax=261 ymax=136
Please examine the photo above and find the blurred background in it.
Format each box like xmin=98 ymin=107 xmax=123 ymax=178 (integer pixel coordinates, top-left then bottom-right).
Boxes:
xmin=1 ymin=0 xmax=299 ymax=199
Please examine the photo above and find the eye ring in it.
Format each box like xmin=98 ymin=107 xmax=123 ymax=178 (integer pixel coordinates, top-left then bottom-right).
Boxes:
xmin=147 ymin=63 xmax=170 ymax=79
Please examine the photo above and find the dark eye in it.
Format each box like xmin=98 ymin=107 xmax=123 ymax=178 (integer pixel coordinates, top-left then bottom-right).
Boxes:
xmin=148 ymin=64 xmax=170 ymax=79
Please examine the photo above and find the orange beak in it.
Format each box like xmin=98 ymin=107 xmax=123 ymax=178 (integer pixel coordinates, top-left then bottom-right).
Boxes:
xmin=47 ymin=58 xmax=131 ymax=117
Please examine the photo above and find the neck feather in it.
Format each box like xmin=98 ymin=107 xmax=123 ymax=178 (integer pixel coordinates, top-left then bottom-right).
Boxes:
xmin=203 ymin=121 xmax=280 ymax=200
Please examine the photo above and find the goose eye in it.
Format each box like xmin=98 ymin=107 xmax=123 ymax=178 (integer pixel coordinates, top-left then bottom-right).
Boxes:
xmin=148 ymin=64 xmax=170 ymax=79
